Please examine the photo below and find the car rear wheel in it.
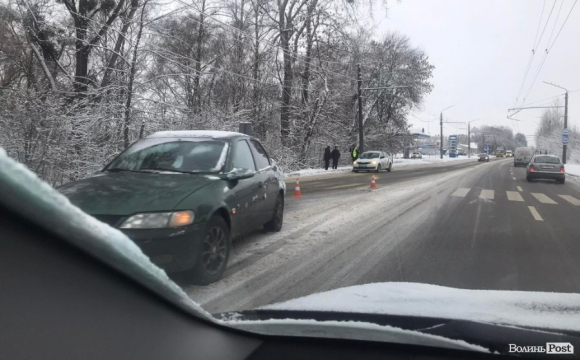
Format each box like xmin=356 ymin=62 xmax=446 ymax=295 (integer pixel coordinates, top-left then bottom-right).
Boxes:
xmin=559 ymin=178 xmax=566 ymax=184
xmin=526 ymin=175 xmax=532 ymax=182
xmin=191 ymin=216 xmax=230 ymax=285
xmin=353 ymin=170 xmax=359 ymax=173
xmin=387 ymin=163 xmax=392 ymax=172
xmin=264 ymin=194 xmax=284 ymax=232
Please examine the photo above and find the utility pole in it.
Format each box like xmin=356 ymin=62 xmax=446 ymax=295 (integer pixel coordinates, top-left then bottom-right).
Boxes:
xmin=357 ymin=64 xmax=364 ymax=154
xmin=543 ymin=81 xmax=569 ymax=164
xmin=439 ymin=105 xmax=456 ymax=159
xmin=564 ymin=90 xmax=568 ymax=163
xmin=440 ymin=112 xmax=443 ymax=159
xmin=467 ymin=118 xmax=479 ymax=158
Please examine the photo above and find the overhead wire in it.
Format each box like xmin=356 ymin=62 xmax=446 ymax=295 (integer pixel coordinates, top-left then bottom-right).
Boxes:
xmin=522 ymin=0 xmax=578 ymax=101
xmin=515 ymin=0 xmax=546 ymax=105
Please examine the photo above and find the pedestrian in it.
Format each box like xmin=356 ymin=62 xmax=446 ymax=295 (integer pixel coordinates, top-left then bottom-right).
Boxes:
xmin=350 ymin=146 xmax=359 ymax=162
xmin=331 ymin=146 xmax=341 ymax=169
xmin=323 ymin=145 xmax=331 ymax=170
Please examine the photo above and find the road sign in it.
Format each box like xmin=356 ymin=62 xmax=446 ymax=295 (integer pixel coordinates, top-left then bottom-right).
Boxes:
xmin=563 ymin=128 xmax=569 ymax=145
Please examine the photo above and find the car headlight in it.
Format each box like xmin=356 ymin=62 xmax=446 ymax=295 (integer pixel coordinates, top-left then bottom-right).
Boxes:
xmin=353 ymin=161 xmax=358 ymax=165
xmin=370 ymin=161 xmax=376 ymax=165
xmin=120 ymin=210 xmax=194 ymax=229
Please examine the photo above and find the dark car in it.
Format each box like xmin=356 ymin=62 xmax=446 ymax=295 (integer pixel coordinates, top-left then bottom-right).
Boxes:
xmin=526 ymin=154 xmax=565 ymax=184
xmin=59 ymin=130 xmax=286 ymax=284
xmin=477 ymin=153 xmax=489 ymax=162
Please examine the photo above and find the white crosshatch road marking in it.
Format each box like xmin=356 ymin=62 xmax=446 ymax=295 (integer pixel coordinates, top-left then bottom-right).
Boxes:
xmin=559 ymin=195 xmax=580 ymax=206
xmin=517 ymin=186 xmax=523 ymax=192
xmin=451 ymin=188 xmax=471 ymax=197
xmin=531 ymin=193 xmax=557 ymax=204
xmin=528 ymin=206 xmax=543 ymax=221
xmin=479 ymin=189 xmax=494 ymax=200
xmin=506 ymin=191 xmax=524 ymax=202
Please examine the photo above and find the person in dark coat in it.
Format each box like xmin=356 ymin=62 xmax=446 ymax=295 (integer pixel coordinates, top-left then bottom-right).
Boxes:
xmin=331 ymin=146 xmax=341 ymax=169
xmin=323 ymin=146 xmax=331 ymax=170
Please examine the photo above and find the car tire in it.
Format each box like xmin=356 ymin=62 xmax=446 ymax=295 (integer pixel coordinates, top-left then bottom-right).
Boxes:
xmin=375 ymin=164 xmax=381 ymax=173
xmin=191 ymin=216 xmax=230 ymax=285
xmin=560 ymin=178 xmax=566 ymax=184
xmin=387 ymin=163 xmax=392 ymax=172
xmin=353 ymin=170 xmax=359 ymax=173
xmin=526 ymin=176 xmax=532 ymax=182
xmin=264 ymin=194 xmax=284 ymax=232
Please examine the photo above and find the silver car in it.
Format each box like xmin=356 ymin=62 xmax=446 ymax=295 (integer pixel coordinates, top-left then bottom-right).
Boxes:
xmin=526 ymin=155 xmax=565 ymax=184
xmin=353 ymin=151 xmax=392 ymax=173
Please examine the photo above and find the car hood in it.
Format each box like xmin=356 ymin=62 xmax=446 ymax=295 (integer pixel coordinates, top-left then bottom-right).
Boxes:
xmin=58 ymin=171 xmax=219 ymax=215
xmin=221 ymin=283 xmax=580 ymax=354
xmin=255 ymin=282 xmax=580 ymax=332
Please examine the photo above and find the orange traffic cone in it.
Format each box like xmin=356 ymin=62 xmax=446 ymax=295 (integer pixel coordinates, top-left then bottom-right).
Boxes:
xmin=370 ymin=175 xmax=378 ymax=189
xmin=292 ymin=178 xmax=303 ymax=198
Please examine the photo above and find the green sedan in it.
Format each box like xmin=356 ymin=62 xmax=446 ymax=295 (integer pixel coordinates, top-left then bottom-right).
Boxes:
xmin=59 ymin=131 xmax=286 ymax=284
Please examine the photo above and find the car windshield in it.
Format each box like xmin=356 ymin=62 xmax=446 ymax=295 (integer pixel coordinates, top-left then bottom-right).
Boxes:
xmin=4 ymin=0 xmax=580 ymax=356
xmin=360 ymin=152 xmax=380 ymax=159
xmin=107 ymin=139 xmax=229 ymax=173
xmin=533 ymin=156 xmax=560 ymax=164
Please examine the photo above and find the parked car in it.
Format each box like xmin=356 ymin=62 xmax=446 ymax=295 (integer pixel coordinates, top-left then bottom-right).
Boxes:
xmin=495 ymin=150 xmax=504 ymax=157
xmin=353 ymin=151 xmax=392 ymax=172
xmin=526 ymin=155 xmax=565 ymax=184
xmin=478 ymin=153 xmax=489 ymax=162
xmin=514 ymin=147 xmax=533 ymax=166
xmin=59 ymin=130 xmax=286 ymax=284
xmin=411 ymin=152 xmax=423 ymax=159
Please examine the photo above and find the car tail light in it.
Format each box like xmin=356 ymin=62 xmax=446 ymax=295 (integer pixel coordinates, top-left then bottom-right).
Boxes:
xmin=560 ymin=166 xmax=565 ymax=173
xmin=529 ymin=165 xmax=535 ymax=172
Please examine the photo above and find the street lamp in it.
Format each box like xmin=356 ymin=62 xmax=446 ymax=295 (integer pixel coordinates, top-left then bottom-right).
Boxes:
xmin=440 ymin=105 xmax=455 ymax=159
xmin=543 ymin=81 xmax=569 ymax=164
xmin=467 ymin=118 xmax=479 ymax=158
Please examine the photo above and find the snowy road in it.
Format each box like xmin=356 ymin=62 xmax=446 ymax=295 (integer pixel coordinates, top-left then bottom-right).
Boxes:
xmin=182 ymin=157 xmax=580 ymax=314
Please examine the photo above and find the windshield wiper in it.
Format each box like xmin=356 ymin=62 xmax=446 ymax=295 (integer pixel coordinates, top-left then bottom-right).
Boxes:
xmin=140 ymin=167 xmax=196 ymax=174
xmin=104 ymin=168 xmax=147 ymax=173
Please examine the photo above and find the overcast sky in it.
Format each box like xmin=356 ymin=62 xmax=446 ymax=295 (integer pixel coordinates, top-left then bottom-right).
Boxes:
xmin=376 ymin=0 xmax=580 ymax=146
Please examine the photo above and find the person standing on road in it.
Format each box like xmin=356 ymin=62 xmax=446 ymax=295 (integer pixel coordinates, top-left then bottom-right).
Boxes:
xmin=323 ymin=146 xmax=331 ymax=170
xmin=331 ymin=146 xmax=341 ymax=169
xmin=350 ymin=146 xmax=359 ymax=163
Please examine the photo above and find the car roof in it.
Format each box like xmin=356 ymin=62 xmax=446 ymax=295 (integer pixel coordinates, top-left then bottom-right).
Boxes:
xmin=146 ymin=130 xmax=249 ymax=140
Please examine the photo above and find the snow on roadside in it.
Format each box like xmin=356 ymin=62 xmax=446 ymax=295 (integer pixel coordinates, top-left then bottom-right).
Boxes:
xmin=284 ymin=156 xmax=482 ymax=178
xmin=566 ymin=164 xmax=580 ymax=181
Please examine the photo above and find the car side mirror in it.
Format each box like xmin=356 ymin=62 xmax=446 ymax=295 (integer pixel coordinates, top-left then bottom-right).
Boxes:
xmin=222 ymin=168 xmax=256 ymax=181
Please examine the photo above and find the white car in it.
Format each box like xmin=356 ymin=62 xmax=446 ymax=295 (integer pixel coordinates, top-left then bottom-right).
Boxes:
xmin=353 ymin=151 xmax=392 ymax=173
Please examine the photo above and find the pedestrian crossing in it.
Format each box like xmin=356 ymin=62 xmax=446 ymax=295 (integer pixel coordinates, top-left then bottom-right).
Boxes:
xmin=447 ymin=187 xmax=580 ymax=222
xmin=448 ymin=187 xmax=580 ymax=206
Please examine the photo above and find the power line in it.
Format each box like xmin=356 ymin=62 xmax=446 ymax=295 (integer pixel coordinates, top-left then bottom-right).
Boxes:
xmin=515 ymin=0 xmax=547 ymax=104
xmin=546 ymin=0 xmax=565 ymax=45
xmin=522 ymin=0 xmax=578 ymax=101
xmin=547 ymin=0 xmax=578 ymax=52
xmin=534 ymin=0 xmax=557 ymax=49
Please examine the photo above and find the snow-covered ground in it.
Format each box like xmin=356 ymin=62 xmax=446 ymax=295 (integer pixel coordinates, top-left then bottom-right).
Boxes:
xmin=285 ymin=155 xmax=483 ymax=178
xmin=566 ymin=164 xmax=580 ymax=181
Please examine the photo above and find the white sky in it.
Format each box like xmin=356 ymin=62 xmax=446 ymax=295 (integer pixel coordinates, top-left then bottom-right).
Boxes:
xmin=376 ymin=0 xmax=580 ymax=146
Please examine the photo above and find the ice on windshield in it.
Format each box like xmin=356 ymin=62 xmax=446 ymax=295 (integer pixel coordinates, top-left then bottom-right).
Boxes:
xmin=107 ymin=139 xmax=228 ymax=173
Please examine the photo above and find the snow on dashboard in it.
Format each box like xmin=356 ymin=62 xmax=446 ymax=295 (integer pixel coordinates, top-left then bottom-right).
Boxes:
xmin=0 ymin=147 xmax=213 ymax=321
xmin=261 ymin=282 xmax=580 ymax=332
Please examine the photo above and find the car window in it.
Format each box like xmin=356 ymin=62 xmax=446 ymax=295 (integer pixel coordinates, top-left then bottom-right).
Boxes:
xmin=232 ymin=140 xmax=256 ymax=171
xmin=360 ymin=152 xmax=380 ymax=159
xmin=249 ymin=140 xmax=271 ymax=169
xmin=106 ymin=139 xmax=228 ymax=173
xmin=533 ymin=156 xmax=560 ymax=164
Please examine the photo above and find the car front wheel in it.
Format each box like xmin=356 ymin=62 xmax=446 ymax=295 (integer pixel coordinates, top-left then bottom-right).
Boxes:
xmin=375 ymin=164 xmax=381 ymax=173
xmin=264 ymin=194 xmax=284 ymax=232
xmin=191 ymin=216 xmax=231 ymax=285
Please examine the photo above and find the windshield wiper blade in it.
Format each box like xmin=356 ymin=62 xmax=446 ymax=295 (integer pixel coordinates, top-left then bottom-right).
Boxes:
xmin=140 ymin=167 xmax=195 ymax=174
xmin=104 ymin=168 xmax=146 ymax=173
